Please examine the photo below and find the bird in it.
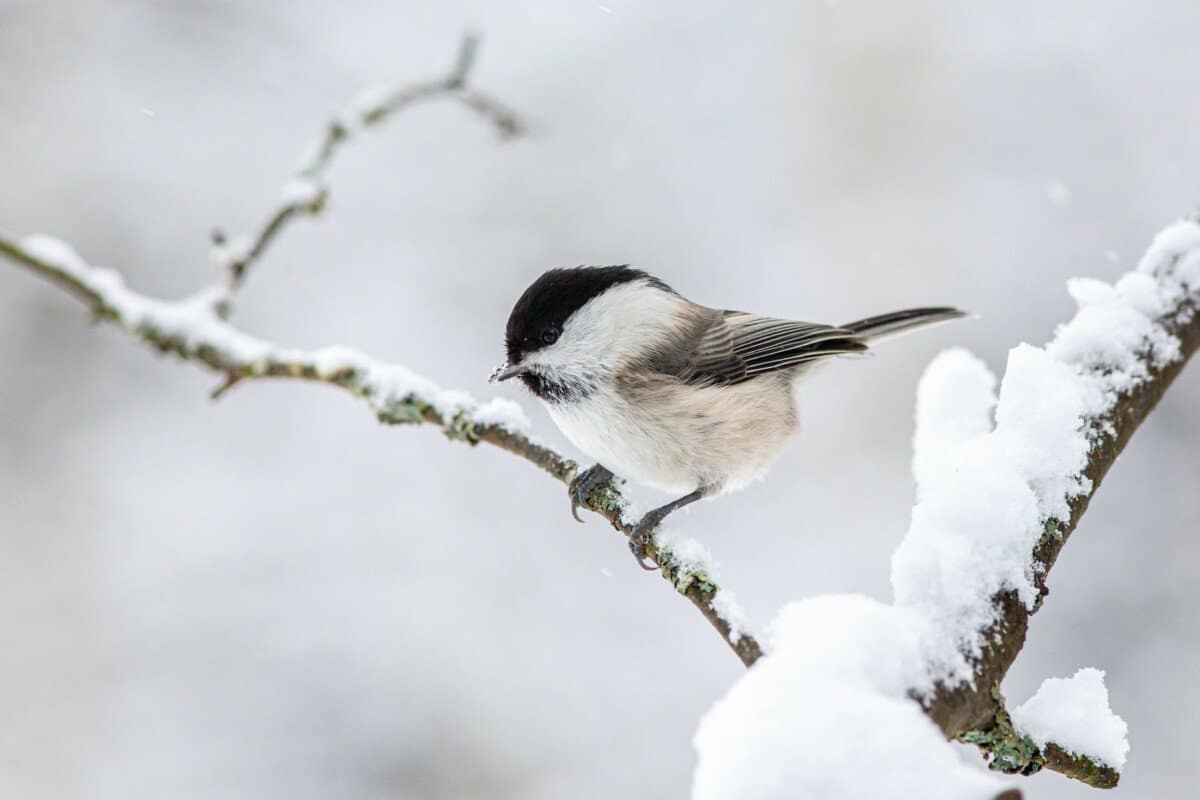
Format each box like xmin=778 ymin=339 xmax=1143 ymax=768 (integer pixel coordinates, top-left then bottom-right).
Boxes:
xmin=491 ymin=266 xmax=965 ymax=568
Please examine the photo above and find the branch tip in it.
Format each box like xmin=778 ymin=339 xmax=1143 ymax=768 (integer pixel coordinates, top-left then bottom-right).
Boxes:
xmin=449 ymin=33 xmax=481 ymax=89
xmin=210 ymin=33 xmax=517 ymax=305
xmin=210 ymin=373 xmax=243 ymax=401
xmin=3 ymin=37 xmax=1194 ymax=795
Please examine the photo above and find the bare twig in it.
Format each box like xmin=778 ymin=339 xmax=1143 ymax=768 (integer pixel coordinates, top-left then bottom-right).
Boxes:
xmin=209 ymin=372 xmax=243 ymax=400
xmin=213 ymin=33 xmax=525 ymax=294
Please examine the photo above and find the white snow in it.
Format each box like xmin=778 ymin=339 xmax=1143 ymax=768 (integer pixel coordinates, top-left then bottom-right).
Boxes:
xmin=1050 ymin=275 xmax=1180 ymax=392
xmin=13 ymin=234 xmax=535 ymax=439
xmin=16 ymin=214 xmax=1200 ymax=798
xmin=21 ymin=233 xmax=90 ymax=275
xmin=892 ymin=219 xmax=1199 ymax=690
xmin=653 ymin=528 xmax=715 ymax=574
xmin=363 ymin=362 xmax=440 ymax=406
xmin=471 ymin=397 xmax=532 ymax=433
xmin=1137 ymin=219 xmax=1200 ymax=298
xmin=281 ymin=177 xmax=325 ymax=208
xmin=692 ymin=596 xmax=1009 ymax=800
xmin=310 ymin=345 xmax=370 ymax=377
xmin=710 ymin=589 xmax=751 ymax=645
xmin=651 ymin=528 xmax=751 ymax=639
xmin=429 ymin=389 xmax=476 ymax=420
xmin=1012 ymin=668 xmax=1129 ymax=769
xmin=693 ymin=217 xmax=1199 ymax=797
xmin=891 ymin=341 xmax=1106 ymax=684
xmin=910 ymin=347 xmax=996 ymax=493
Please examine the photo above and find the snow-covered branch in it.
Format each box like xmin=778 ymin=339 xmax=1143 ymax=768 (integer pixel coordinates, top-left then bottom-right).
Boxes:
xmin=0 ymin=230 xmax=761 ymax=666
xmin=913 ymin=221 xmax=1200 ymax=785
xmin=0 ymin=35 xmax=761 ymax=671
xmin=4 ymin=32 xmax=1199 ymax=799
xmin=694 ymin=219 xmax=1200 ymax=797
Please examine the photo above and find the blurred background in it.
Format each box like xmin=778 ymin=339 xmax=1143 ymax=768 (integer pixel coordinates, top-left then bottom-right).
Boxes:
xmin=1 ymin=1 xmax=1197 ymax=797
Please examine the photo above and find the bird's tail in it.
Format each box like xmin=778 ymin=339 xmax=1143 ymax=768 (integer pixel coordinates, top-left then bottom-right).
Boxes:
xmin=841 ymin=307 xmax=967 ymax=344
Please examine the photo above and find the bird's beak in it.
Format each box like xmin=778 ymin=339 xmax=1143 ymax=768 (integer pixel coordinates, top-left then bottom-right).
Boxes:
xmin=489 ymin=361 xmax=526 ymax=383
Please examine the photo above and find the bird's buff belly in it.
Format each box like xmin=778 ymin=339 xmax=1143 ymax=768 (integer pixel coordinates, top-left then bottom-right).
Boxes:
xmin=545 ymin=390 xmax=795 ymax=496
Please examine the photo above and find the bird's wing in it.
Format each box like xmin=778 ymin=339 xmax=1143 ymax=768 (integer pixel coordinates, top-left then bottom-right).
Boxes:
xmin=676 ymin=311 xmax=867 ymax=386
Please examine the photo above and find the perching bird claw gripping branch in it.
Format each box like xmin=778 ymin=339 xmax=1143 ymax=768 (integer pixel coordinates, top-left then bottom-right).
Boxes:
xmin=3 ymin=35 xmax=1198 ymax=796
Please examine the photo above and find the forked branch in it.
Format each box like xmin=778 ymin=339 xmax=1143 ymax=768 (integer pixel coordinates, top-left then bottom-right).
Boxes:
xmin=2 ymin=35 xmax=1198 ymax=795
xmin=0 ymin=35 xmax=759 ymax=671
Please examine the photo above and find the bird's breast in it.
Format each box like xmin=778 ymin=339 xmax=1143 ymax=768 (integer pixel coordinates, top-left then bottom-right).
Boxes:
xmin=545 ymin=375 xmax=799 ymax=495
xmin=545 ymin=389 xmax=695 ymax=494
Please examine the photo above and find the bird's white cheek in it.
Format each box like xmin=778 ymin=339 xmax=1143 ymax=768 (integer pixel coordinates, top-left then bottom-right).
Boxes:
xmin=532 ymin=282 xmax=688 ymax=374
xmin=527 ymin=337 xmax=608 ymax=376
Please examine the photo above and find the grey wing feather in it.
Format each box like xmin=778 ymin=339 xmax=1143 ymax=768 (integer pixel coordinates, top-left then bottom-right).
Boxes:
xmin=677 ymin=311 xmax=866 ymax=386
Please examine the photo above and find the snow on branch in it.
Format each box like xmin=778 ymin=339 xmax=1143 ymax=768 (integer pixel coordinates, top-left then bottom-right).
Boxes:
xmin=3 ymin=31 xmax=1199 ymax=799
xmin=0 ymin=230 xmax=760 ymax=667
xmin=1011 ymin=668 xmax=1129 ymax=773
xmin=693 ymin=219 xmax=1200 ymax=797
xmin=918 ymin=221 xmax=1199 ymax=785
xmin=0 ymin=36 xmax=761 ymax=671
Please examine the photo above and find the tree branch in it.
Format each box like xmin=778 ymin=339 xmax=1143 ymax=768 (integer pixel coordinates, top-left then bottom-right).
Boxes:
xmin=690 ymin=228 xmax=1196 ymax=797
xmin=210 ymin=33 xmax=525 ymax=293
xmin=4 ymin=32 xmax=1197 ymax=794
xmin=0 ymin=30 xmax=760 ymax=671
xmin=920 ymin=225 xmax=1200 ymax=788
xmin=957 ymin=685 xmax=1121 ymax=788
xmin=0 ymin=230 xmax=759 ymax=665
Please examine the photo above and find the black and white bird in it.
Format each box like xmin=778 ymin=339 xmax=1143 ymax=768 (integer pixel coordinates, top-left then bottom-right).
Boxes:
xmin=492 ymin=266 xmax=964 ymax=568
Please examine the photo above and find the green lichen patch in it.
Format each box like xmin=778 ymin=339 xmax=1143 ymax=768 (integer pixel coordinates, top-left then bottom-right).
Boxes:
xmin=584 ymin=480 xmax=625 ymax=516
xmin=958 ymin=685 xmax=1044 ymax=777
xmin=443 ymin=411 xmax=482 ymax=444
xmin=376 ymin=396 xmax=429 ymax=425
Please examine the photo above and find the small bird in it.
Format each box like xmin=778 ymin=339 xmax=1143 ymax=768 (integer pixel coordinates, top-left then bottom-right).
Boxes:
xmin=491 ymin=266 xmax=964 ymax=568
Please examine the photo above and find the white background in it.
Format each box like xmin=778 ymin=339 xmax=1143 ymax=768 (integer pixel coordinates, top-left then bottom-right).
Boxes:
xmin=1 ymin=1 xmax=1197 ymax=797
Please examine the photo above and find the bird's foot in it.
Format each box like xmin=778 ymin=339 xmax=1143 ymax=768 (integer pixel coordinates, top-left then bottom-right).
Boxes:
xmin=624 ymin=488 xmax=705 ymax=571
xmin=627 ymin=511 xmax=667 ymax=571
xmin=568 ymin=464 xmax=614 ymax=523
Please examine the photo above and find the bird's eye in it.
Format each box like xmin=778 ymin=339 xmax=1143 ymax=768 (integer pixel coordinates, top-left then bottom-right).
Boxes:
xmin=540 ymin=327 xmax=560 ymax=346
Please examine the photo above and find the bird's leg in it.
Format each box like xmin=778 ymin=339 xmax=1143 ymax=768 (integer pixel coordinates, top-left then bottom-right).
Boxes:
xmin=568 ymin=463 xmax=615 ymax=523
xmin=628 ymin=489 xmax=705 ymax=570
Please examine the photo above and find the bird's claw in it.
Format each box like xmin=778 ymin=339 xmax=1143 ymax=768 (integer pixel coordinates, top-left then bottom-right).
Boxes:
xmin=628 ymin=530 xmax=658 ymax=570
xmin=627 ymin=516 xmax=662 ymax=571
xmin=568 ymin=464 xmax=667 ymax=570
xmin=568 ymin=464 xmax=613 ymax=524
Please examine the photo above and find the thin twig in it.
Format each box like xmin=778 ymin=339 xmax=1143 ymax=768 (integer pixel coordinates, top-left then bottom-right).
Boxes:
xmin=4 ymin=33 xmax=1198 ymax=791
xmin=209 ymin=373 xmax=243 ymax=400
xmin=214 ymin=33 xmax=525 ymax=293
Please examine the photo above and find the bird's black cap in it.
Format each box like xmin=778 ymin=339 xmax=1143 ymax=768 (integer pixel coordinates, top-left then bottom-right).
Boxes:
xmin=503 ymin=266 xmax=671 ymax=363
